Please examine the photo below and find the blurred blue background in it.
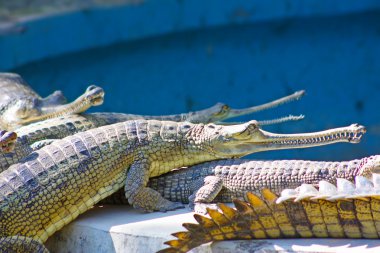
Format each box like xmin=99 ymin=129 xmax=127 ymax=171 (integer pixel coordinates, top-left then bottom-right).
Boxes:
xmin=0 ymin=0 xmax=379 ymax=160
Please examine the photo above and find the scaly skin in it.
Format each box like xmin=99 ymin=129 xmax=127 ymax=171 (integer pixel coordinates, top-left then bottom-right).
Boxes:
xmin=0 ymin=73 xmax=105 ymax=130
xmin=0 ymin=90 xmax=306 ymax=172
xmin=101 ymin=155 xmax=380 ymax=208
xmin=0 ymin=120 xmax=365 ymax=250
xmin=159 ymin=173 xmax=380 ymax=253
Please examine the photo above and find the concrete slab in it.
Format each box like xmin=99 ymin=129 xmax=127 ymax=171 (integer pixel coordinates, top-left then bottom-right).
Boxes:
xmin=45 ymin=205 xmax=380 ymax=253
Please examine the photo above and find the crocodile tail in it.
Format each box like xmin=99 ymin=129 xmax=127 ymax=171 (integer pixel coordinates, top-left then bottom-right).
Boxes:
xmin=157 ymin=219 xmax=215 ymax=253
xmin=158 ymin=190 xmax=287 ymax=253
xmin=159 ymin=174 xmax=380 ymax=252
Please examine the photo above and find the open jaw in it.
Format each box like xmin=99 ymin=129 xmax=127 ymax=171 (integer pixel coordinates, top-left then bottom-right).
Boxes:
xmin=219 ymin=123 xmax=366 ymax=156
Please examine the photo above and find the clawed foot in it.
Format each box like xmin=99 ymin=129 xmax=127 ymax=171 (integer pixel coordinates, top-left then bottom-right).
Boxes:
xmin=127 ymin=185 xmax=185 ymax=212
xmin=0 ymin=130 xmax=17 ymax=153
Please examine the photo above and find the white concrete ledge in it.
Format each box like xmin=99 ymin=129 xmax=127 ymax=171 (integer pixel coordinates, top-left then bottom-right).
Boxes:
xmin=45 ymin=205 xmax=380 ymax=253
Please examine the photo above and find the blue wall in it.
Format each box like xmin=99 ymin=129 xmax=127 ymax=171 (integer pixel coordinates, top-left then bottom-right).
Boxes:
xmin=1 ymin=1 xmax=379 ymax=161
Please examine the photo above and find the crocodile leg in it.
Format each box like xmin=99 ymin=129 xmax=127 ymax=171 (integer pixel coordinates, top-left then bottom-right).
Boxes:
xmin=0 ymin=236 xmax=49 ymax=253
xmin=125 ymin=159 xmax=184 ymax=212
xmin=188 ymin=176 xmax=223 ymax=212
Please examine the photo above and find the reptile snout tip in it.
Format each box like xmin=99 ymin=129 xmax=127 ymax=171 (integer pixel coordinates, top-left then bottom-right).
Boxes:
xmin=85 ymin=85 xmax=105 ymax=106
xmin=348 ymin=124 xmax=366 ymax=143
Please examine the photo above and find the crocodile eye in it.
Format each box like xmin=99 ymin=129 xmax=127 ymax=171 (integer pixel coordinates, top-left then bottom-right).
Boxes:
xmin=213 ymin=104 xmax=230 ymax=117
xmin=14 ymin=103 xmax=31 ymax=118
xmin=247 ymin=121 xmax=259 ymax=130
xmin=219 ymin=105 xmax=230 ymax=115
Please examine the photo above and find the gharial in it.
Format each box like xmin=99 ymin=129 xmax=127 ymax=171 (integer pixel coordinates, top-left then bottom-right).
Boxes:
xmin=0 ymin=72 xmax=305 ymax=133
xmin=0 ymin=73 xmax=105 ymax=130
xmin=102 ymin=154 xmax=378 ymax=213
xmin=0 ymin=119 xmax=365 ymax=252
xmin=159 ymin=173 xmax=380 ymax=253
xmin=0 ymin=89 xmax=306 ymax=172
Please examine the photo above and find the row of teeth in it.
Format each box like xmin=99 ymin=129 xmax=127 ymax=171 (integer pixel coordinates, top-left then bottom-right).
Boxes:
xmin=273 ymin=131 xmax=364 ymax=145
xmin=277 ymin=173 xmax=380 ymax=204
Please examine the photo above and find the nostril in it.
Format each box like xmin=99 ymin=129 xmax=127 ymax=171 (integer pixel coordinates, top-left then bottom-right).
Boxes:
xmin=87 ymin=85 xmax=97 ymax=92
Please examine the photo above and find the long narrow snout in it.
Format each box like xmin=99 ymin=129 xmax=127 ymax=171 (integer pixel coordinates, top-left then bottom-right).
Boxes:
xmin=224 ymin=90 xmax=305 ymax=119
xmin=259 ymin=123 xmax=366 ymax=147
xmin=216 ymin=123 xmax=366 ymax=157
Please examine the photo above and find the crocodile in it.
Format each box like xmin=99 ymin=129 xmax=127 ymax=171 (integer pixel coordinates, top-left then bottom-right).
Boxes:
xmin=0 ymin=120 xmax=366 ymax=252
xmin=159 ymin=173 xmax=380 ymax=253
xmin=0 ymin=73 xmax=305 ymax=129
xmin=101 ymin=155 xmax=378 ymax=211
xmin=0 ymin=90 xmax=306 ymax=172
xmin=0 ymin=72 xmax=305 ymax=131
xmin=0 ymin=73 xmax=104 ymax=130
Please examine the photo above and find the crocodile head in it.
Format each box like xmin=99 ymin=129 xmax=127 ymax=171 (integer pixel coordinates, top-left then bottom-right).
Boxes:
xmin=357 ymin=155 xmax=380 ymax=178
xmin=186 ymin=91 xmax=306 ymax=124
xmin=183 ymin=103 xmax=231 ymax=123
xmin=0 ymin=85 xmax=105 ymax=130
xmin=203 ymin=120 xmax=366 ymax=158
